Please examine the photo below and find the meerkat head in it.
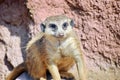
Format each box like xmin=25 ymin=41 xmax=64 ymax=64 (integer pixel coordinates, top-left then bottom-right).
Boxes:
xmin=40 ymin=15 xmax=74 ymax=39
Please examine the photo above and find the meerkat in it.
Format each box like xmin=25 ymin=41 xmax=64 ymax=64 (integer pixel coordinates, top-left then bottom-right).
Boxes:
xmin=6 ymin=15 xmax=86 ymax=80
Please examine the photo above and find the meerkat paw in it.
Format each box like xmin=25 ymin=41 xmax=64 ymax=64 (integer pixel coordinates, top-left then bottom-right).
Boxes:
xmin=40 ymin=77 xmax=46 ymax=80
xmin=60 ymin=72 xmax=76 ymax=80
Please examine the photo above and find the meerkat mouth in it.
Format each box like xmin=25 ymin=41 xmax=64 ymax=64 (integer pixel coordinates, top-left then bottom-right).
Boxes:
xmin=54 ymin=35 xmax=64 ymax=39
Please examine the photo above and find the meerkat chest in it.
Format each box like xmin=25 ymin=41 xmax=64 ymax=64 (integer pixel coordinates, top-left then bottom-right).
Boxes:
xmin=45 ymin=36 xmax=79 ymax=62
xmin=51 ymin=37 xmax=77 ymax=64
xmin=58 ymin=37 xmax=77 ymax=57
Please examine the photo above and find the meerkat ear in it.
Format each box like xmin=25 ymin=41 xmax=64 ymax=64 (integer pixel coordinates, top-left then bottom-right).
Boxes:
xmin=40 ymin=23 xmax=46 ymax=32
xmin=70 ymin=19 xmax=75 ymax=27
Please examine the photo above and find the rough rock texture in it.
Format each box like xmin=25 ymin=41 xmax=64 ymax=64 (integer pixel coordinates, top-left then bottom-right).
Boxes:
xmin=0 ymin=0 xmax=120 ymax=80
xmin=0 ymin=0 xmax=31 ymax=80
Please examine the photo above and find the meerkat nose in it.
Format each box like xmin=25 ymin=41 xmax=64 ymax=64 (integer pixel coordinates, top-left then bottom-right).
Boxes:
xmin=59 ymin=33 xmax=64 ymax=37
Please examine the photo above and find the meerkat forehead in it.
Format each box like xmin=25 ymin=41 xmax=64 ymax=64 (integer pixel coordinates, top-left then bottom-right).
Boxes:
xmin=44 ymin=15 xmax=71 ymax=24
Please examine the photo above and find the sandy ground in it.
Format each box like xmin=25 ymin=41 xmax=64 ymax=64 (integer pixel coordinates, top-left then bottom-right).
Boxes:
xmin=87 ymin=69 xmax=120 ymax=80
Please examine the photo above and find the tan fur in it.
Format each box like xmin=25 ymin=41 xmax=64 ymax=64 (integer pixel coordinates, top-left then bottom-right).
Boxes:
xmin=6 ymin=15 xmax=86 ymax=80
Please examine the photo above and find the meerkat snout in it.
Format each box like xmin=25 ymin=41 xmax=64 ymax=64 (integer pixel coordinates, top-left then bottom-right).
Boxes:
xmin=58 ymin=33 xmax=64 ymax=38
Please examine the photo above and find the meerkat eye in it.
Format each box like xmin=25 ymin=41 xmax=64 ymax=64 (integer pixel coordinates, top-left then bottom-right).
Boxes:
xmin=62 ymin=22 xmax=68 ymax=30
xmin=49 ymin=24 xmax=57 ymax=31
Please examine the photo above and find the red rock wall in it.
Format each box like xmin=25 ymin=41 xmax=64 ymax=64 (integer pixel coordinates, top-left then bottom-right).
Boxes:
xmin=0 ymin=0 xmax=120 ymax=80
xmin=0 ymin=0 xmax=31 ymax=80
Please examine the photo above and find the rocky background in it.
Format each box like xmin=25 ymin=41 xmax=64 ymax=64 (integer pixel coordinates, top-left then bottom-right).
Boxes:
xmin=0 ymin=0 xmax=120 ymax=80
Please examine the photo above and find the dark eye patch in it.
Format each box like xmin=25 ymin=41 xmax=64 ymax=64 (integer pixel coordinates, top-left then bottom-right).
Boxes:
xmin=49 ymin=24 xmax=57 ymax=31
xmin=62 ymin=22 xmax=68 ymax=30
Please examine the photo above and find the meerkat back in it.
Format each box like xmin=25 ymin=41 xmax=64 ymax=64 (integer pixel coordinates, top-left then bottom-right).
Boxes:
xmin=25 ymin=32 xmax=47 ymax=78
